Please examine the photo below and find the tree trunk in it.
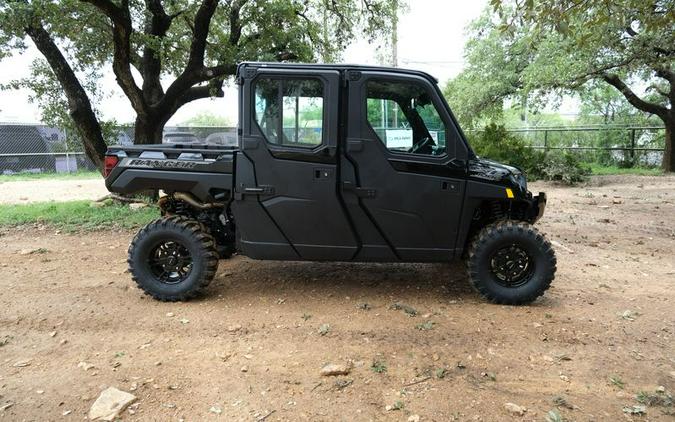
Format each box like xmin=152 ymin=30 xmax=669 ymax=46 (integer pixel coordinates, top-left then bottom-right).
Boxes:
xmin=25 ymin=23 xmax=108 ymax=170
xmin=133 ymin=115 xmax=167 ymax=145
xmin=663 ymin=118 xmax=674 ymax=172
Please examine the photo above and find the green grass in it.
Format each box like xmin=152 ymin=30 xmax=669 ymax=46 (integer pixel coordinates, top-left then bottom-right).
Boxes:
xmin=589 ymin=164 xmax=664 ymax=176
xmin=0 ymin=170 xmax=101 ymax=182
xmin=0 ymin=200 xmax=157 ymax=231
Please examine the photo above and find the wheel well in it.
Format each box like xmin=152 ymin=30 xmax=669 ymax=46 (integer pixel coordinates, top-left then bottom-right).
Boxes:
xmin=463 ymin=199 xmax=533 ymax=254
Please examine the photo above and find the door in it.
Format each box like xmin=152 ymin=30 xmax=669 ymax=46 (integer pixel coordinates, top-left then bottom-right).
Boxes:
xmin=343 ymin=71 xmax=469 ymax=262
xmin=233 ymin=67 xmax=358 ymax=260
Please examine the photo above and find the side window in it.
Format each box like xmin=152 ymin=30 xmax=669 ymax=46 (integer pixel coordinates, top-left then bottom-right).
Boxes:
xmin=254 ymin=78 xmax=324 ymax=148
xmin=366 ymin=80 xmax=447 ymax=156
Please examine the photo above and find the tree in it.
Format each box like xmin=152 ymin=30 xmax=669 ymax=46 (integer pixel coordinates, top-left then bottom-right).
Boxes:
xmin=445 ymin=1 xmax=675 ymax=171
xmin=0 ymin=0 xmax=400 ymax=169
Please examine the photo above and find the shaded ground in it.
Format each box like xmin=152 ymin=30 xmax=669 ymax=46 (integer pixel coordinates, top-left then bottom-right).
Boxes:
xmin=0 ymin=178 xmax=106 ymax=204
xmin=0 ymin=175 xmax=674 ymax=421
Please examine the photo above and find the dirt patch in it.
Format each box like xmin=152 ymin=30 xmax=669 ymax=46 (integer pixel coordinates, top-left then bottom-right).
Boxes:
xmin=0 ymin=178 xmax=107 ymax=204
xmin=0 ymin=175 xmax=674 ymax=420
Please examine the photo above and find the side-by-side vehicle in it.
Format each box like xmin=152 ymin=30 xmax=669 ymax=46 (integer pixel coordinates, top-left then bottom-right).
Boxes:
xmin=104 ymin=62 xmax=556 ymax=304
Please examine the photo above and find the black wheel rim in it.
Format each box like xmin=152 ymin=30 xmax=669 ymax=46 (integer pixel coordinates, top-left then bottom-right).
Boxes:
xmin=148 ymin=240 xmax=193 ymax=284
xmin=489 ymin=244 xmax=534 ymax=287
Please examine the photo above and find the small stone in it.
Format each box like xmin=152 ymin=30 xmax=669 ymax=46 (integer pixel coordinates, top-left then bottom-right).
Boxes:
xmin=62 ymin=410 xmax=72 ymax=416
xmin=320 ymin=363 xmax=351 ymax=376
xmin=129 ymin=203 xmax=148 ymax=210
xmin=504 ymin=402 xmax=525 ymax=416
xmin=408 ymin=415 xmax=421 ymax=422
xmin=241 ymin=366 xmax=248 ymax=372
xmin=209 ymin=406 xmax=222 ymax=414
xmin=12 ymin=360 xmax=31 ymax=367
xmin=36 ymin=390 xmax=45 ymax=394
xmin=166 ymin=312 xmax=174 ymax=317
xmin=656 ymin=385 xmax=665 ymax=393
xmin=432 ymin=353 xmax=440 ymax=361
xmin=78 ymin=361 xmax=95 ymax=371
xmin=88 ymin=387 xmax=136 ymax=421
xmin=385 ymin=405 xmax=393 ymax=411
xmin=49 ymin=331 xmax=57 ymax=337
xmin=227 ymin=324 xmax=242 ymax=332
xmin=179 ymin=318 xmax=189 ymax=324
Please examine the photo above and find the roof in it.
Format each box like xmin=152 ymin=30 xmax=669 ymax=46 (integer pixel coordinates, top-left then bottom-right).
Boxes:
xmin=237 ymin=61 xmax=439 ymax=83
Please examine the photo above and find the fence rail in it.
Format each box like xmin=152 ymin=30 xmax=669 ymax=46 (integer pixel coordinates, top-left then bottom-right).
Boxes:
xmin=0 ymin=123 xmax=667 ymax=175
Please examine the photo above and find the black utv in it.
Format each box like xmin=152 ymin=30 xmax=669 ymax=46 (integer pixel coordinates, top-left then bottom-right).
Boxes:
xmin=104 ymin=62 xmax=556 ymax=305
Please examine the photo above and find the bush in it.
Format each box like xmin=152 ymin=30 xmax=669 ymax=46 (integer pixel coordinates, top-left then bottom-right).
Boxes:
xmin=469 ymin=123 xmax=544 ymax=178
xmin=469 ymin=123 xmax=590 ymax=185
xmin=539 ymin=151 xmax=591 ymax=185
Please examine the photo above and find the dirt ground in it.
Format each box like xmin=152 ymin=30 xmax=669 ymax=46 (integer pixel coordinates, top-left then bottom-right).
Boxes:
xmin=0 ymin=175 xmax=674 ymax=421
xmin=0 ymin=178 xmax=107 ymax=204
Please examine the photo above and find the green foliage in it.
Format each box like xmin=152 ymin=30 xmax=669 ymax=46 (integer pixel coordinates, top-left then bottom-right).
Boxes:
xmin=469 ymin=123 xmax=590 ymax=184
xmin=0 ymin=200 xmax=157 ymax=231
xmin=589 ymin=164 xmax=663 ymax=176
xmin=371 ymin=359 xmax=387 ymax=373
xmin=446 ymin=1 xmax=673 ymax=171
xmin=181 ymin=112 xmax=234 ymax=128
xmin=469 ymin=123 xmax=544 ymax=177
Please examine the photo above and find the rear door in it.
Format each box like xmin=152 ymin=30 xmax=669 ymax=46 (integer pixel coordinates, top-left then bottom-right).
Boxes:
xmin=233 ymin=66 xmax=358 ymax=260
xmin=342 ymin=71 xmax=469 ymax=261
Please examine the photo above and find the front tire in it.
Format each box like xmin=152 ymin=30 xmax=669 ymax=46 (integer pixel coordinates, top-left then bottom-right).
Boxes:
xmin=128 ymin=216 xmax=219 ymax=301
xmin=467 ymin=220 xmax=556 ymax=305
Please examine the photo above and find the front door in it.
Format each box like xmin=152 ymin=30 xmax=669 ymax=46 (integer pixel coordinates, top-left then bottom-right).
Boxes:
xmin=343 ymin=71 xmax=469 ymax=261
xmin=233 ymin=67 xmax=358 ymax=260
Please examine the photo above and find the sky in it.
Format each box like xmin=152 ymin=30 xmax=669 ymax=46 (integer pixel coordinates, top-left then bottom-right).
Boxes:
xmin=0 ymin=0 xmax=488 ymax=125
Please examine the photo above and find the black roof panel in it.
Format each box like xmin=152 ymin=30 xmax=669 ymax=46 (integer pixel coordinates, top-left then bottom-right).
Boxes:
xmin=237 ymin=61 xmax=439 ymax=83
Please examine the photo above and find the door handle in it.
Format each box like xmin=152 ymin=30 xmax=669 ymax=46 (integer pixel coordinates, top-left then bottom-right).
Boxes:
xmin=342 ymin=181 xmax=376 ymax=198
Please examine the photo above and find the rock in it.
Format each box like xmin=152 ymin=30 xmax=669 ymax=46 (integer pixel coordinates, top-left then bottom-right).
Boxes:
xmin=78 ymin=361 xmax=95 ymax=371
xmin=408 ymin=415 xmax=421 ymax=422
xmin=12 ymin=360 xmax=31 ymax=367
xmin=179 ymin=318 xmax=189 ymax=324
xmin=209 ymin=406 xmax=222 ymax=414
xmin=88 ymin=387 xmax=136 ymax=421
xmin=49 ymin=331 xmax=57 ymax=337
xmin=656 ymin=385 xmax=665 ymax=393
xmin=0 ymin=402 xmax=14 ymax=411
xmin=670 ymin=371 xmax=675 ymax=379
xmin=241 ymin=365 xmax=248 ymax=372
xmin=166 ymin=312 xmax=174 ymax=317
xmin=129 ymin=203 xmax=148 ymax=210
xmin=227 ymin=324 xmax=242 ymax=332
xmin=504 ymin=403 xmax=525 ymax=416
xmin=320 ymin=363 xmax=351 ymax=376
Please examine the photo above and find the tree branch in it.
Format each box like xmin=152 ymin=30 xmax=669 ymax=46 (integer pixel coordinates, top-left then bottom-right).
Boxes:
xmin=186 ymin=0 xmax=220 ymax=71
xmin=81 ymin=0 xmax=147 ymax=115
xmin=602 ymin=73 xmax=668 ymax=118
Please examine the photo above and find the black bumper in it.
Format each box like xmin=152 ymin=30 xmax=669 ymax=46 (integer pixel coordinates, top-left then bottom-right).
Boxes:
xmin=532 ymin=192 xmax=547 ymax=223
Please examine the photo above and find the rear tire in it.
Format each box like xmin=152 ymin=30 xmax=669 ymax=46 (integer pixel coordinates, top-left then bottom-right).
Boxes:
xmin=128 ymin=216 xmax=219 ymax=301
xmin=467 ymin=220 xmax=556 ymax=305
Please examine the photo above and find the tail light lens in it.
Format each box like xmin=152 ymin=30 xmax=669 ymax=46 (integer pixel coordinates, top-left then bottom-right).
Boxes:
xmin=103 ymin=155 xmax=119 ymax=177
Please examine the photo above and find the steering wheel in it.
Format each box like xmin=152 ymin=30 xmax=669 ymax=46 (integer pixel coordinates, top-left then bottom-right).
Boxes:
xmin=408 ymin=136 xmax=435 ymax=154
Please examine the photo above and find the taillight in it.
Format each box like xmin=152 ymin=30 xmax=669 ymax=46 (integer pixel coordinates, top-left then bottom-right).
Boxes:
xmin=103 ymin=155 xmax=119 ymax=177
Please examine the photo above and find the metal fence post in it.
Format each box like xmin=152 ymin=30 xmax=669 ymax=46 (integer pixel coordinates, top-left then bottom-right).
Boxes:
xmin=630 ymin=128 xmax=636 ymax=162
xmin=543 ymin=130 xmax=548 ymax=152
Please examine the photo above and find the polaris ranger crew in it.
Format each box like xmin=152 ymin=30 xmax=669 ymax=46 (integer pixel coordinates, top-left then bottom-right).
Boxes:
xmin=104 ymin=62 xmax=556 ymax=304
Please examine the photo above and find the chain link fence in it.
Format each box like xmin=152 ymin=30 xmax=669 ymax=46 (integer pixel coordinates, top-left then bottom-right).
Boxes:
xmin=0 ymin=122 xmax=666 ymax=176
xmin=0 ymin=123 xmax=236 ymax=175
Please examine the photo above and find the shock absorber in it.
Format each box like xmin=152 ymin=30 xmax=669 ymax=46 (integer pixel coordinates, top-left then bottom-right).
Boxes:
xmin=490 ymin=200 xmax=504 ymax=220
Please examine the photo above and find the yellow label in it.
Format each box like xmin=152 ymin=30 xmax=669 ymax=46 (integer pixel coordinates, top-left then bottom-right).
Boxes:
xmin=505 ymin=188 xmax=514 ymax=199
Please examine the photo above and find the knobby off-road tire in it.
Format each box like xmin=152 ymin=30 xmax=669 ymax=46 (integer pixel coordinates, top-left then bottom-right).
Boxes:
xmin=467 ymin=220 xmax=556 ymax=305
xmin=128 ymin=216 xmax=219 ymax=301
